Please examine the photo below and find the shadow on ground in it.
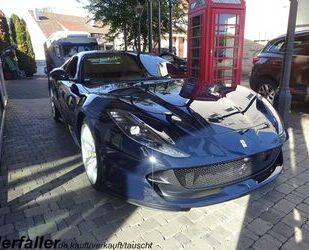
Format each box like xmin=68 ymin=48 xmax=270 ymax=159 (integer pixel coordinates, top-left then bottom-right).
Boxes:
xmin=0 ymin=78 xmax=137 ymax=249
xmin=235 ymin=102 xmax=309 ymax=249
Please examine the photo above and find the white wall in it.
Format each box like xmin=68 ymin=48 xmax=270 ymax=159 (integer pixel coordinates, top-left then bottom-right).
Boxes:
xmin=22 ymin=12 xmax=47 ymax=61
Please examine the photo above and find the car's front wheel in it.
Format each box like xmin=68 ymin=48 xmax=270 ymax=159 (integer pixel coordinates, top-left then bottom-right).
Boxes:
xmin=81 ymin=120 xmax=105 ymax=190
xmin=256 ymin=78 xmax=277 ymax=104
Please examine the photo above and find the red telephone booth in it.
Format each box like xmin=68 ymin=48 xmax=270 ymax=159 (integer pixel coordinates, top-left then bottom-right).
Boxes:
xmin=187 ymin=0 xmax=246 ymax=86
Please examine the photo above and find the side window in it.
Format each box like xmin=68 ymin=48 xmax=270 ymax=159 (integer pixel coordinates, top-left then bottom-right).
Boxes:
xmin=268 ymin=40 xmax=285 ymax=53
xmin=54 ymin=45 xmax=61 ymax=58
xmin=64 ymin=57 xmax=78 ymax=79
xmin=62 ymin=61 xmax=69 ymax=72
xmin=162 ymin=54 xmax=175 ymax=62
xmin=62 ymin=59 xmax=71 ymax=72
xmin=294 ymin=36 xmax=309 ymax=56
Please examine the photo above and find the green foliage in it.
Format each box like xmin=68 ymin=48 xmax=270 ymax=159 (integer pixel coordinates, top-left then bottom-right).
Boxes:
xmin=86 ymin=0 xmax=187 ymax=51
xmin=10 ymin=14 xmax=36 ymax=76
xmin=0 ymin=10 xmax=11 ymax=51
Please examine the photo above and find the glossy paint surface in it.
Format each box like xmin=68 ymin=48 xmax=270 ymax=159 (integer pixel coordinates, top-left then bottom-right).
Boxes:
xmin=50 ymin=51 xmax=286 ymax=210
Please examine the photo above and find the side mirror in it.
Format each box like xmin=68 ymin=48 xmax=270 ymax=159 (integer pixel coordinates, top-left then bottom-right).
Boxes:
xmin=70 ymin=84 xmax=81 ymax=96
xmin=50 ymin=69 xmax=69 ymax=81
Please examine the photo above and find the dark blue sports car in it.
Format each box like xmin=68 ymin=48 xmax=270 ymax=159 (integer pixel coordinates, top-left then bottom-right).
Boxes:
xmin=49 ymin=51 xmax=287 ymax=211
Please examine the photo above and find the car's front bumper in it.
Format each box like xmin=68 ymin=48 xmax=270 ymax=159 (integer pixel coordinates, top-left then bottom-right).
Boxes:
xmin=104 ymin=148 xmax=283 ymax=211
xmin=127 ymin=165 xmax=282 ymax=211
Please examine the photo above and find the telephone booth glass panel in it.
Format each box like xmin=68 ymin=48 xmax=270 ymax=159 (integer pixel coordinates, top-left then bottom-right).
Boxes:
xmin=213 ymin=12 xmax=241 ymax=85
xmin=189 ymin=15 xmax=203 ymax=79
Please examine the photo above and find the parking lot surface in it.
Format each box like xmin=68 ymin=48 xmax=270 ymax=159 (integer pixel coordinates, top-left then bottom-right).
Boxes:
xmin=1 ymin=77 xmax=309 ymax=249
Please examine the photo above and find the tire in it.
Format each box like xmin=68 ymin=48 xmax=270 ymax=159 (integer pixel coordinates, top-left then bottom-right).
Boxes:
xmin=80 ymin=119 xmax=106 ymax=191
xmin=255 ymin=77 xmax=278 ymax=104
xmin=49 ymin=87 xmax=61 ymax=123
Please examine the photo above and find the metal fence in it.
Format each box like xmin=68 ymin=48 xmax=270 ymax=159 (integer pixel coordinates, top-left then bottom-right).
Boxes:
xmin=0 ymin=60 xmax=8 ymax=164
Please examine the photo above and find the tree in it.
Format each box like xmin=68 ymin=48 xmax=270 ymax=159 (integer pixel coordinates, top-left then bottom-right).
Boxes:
xmin=0 ymin=10 xmax=11 ymax=51
xmin=85 ymin=0 xmax=188 ymax=51
xmin=10 ymin=14 xmax=36 ymax=76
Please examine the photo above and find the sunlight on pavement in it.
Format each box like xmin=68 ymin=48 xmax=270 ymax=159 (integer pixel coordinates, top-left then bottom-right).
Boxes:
xmin=288 ymin=128 xmax=297 ymax=175
xmin=7 ymin=155 xmax=83 ymax=202
xmin=293 ymin=209 xmax=303 ymax=244
xmin=232 ymin=196 xmax=251 ymax=237
xmin=301 ymin=115 xmax=309 ymax=148
xmin=294 ymin=227 xmax=303 ymax=244
xmin=8 ymin=154 xmax=81 ymax=178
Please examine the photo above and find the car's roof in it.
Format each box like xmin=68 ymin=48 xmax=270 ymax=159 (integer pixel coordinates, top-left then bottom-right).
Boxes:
xmin=76 ymin=50 xmax=140 ymax=58
xmin=271 ymin=29 xmax=309 ymax=42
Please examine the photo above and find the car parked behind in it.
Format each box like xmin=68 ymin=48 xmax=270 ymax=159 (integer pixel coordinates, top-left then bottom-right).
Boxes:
xmin=250 ymin=30 xmax=309 ymax=103
xmin=160 ymin=52 xmax=187 ymax=75
xmin=44 ymin=31 xmax=98 ymax=75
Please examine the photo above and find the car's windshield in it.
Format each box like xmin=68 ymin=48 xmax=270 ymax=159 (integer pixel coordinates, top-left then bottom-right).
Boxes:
xmin=82 ymin=54 xmax=146 ymax=84
xmin=63 ymin=44 xmax=97 ymax=57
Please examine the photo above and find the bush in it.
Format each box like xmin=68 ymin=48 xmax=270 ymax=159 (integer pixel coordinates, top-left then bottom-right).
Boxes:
xmin=10 ymin=14 xmax=36 ymax=77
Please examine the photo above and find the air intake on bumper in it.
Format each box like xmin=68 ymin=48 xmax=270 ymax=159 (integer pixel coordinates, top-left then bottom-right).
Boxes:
xmin=147 ymin=148 xmax=282 ymax=199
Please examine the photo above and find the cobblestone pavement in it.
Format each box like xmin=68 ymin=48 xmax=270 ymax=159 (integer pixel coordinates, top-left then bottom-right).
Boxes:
xmin=1 ymin=77 xmax=309 ymax=250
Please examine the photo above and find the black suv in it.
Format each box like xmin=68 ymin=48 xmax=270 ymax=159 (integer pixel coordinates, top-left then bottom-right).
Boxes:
xmin=160 ymin=52 xmax=187 ymax=74
xmin=250 ymin=31 xmax=309 ymax=103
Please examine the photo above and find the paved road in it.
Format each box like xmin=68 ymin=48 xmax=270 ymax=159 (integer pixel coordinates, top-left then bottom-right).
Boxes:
xmin=1 ymin=77 xmax=309 ymax=249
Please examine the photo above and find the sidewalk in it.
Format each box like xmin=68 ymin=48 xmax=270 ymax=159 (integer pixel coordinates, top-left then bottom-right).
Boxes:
xmin=0 ymin=77 xmax=308 ymax=250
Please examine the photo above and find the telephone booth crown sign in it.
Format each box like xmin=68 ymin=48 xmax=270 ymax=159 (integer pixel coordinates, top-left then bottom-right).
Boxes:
xmin=187 ymin=0 xmax=246 ymax=86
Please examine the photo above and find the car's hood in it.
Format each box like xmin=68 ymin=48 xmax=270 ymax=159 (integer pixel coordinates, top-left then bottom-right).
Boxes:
xmin=84 ymin=79 xmax=268 ymax=132
xmin=83 ymin=79 xmax=281 ymax=156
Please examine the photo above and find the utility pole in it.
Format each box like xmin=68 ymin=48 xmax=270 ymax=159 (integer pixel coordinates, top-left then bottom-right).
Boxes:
xmin=157 ymin=0 xmax=161 ymax=54
xmin=168 ymin=0 xmax=173 ymax=53
xmin=147 ymin=0 xmax=153 ymax=53
xmin=124 ymin=22 xmax=128 ymax=51
xmin=273 ymin=0 xmax=298 ymax=128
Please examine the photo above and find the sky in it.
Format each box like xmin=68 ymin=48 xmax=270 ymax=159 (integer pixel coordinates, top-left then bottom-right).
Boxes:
xmin=0 ymin=0 xmax=89 ymax=17
xmin=297 ymin=0 xmax=309 ymax=27
xmin=245 ymin=0 xmax=290 ymax=41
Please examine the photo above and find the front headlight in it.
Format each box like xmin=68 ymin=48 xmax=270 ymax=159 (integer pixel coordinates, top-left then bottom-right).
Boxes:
xmin=260 ymin=96 xmax=285 ymax=136
xmin=108 ymin=111 xmax=190 ymax=158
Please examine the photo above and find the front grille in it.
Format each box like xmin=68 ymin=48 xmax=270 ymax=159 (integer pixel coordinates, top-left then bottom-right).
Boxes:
xmin=174 ymin=148 xmax=281 ymax=190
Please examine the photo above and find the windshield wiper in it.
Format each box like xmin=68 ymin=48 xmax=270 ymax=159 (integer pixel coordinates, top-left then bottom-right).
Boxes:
xmin=145 ymin=76 xmax=171 ymax=81
xmin=84 ymin=76 xmax=171 ymax=87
